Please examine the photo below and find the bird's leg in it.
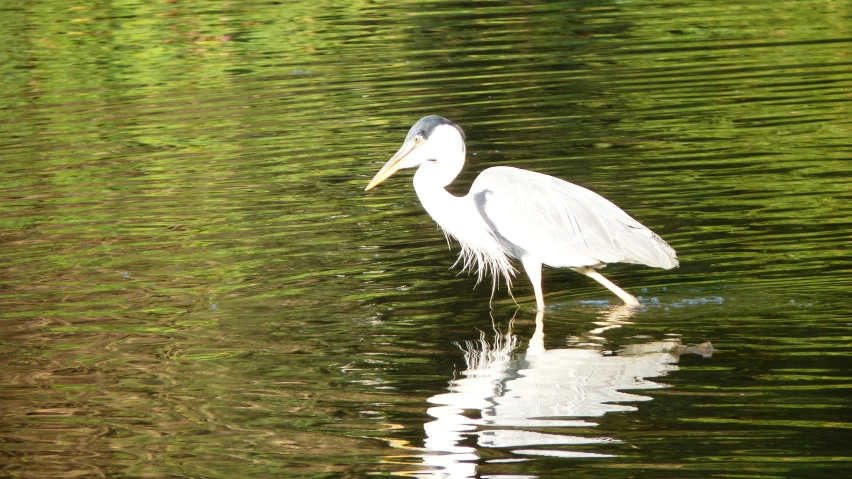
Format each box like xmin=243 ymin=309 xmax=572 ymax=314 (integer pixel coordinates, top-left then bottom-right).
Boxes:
xmin=521 ymin=256 xmax=545 ymax=311
xmin=576 ymin=267 xmax=641 ymax=307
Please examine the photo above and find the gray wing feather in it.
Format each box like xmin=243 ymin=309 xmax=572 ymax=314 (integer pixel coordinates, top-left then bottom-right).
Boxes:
xmin=469 ymin=167 xmax=678 ymax=269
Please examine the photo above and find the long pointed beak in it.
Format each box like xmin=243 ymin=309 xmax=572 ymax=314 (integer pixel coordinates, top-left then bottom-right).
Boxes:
xmin=365 ymin=140 xmax=418 ymax=191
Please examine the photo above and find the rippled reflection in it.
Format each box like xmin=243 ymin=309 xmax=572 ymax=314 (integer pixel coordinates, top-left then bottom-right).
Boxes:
xmin=418 ymin=308 xmax=712 ymax=478
xmin=1 ymin=0 xmax=848 ymax=475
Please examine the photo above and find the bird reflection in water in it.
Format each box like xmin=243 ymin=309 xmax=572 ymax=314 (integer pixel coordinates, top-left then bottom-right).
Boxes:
xmin=417 ymin=306 xmax=713 ymax=478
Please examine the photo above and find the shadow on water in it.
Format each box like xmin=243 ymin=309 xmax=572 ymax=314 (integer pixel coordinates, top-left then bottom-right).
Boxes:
xmin=397 ymin=307 xmax=713 ymax=478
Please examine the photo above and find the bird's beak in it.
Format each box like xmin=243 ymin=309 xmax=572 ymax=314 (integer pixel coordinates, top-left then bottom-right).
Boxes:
xmin=365 ymin=139 xmax=419 ymax=191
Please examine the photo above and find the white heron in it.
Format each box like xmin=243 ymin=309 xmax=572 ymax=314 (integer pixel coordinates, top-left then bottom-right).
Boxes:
xmin=365 ymin=115 xmax=678 ymax=310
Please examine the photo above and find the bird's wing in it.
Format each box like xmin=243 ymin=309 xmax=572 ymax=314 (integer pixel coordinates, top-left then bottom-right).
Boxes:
xmin=469 ymin=166 xmax=678 ymax=269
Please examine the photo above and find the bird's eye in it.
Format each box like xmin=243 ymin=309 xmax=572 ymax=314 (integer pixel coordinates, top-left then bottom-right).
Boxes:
xmin=426 ymin=158 xmax=438 ymax=163
xmin=413 ymin=136 xmax=423 ymax=144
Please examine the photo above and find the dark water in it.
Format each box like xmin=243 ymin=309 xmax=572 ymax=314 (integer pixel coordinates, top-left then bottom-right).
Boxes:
xmin=1 ymin=0 xmax=850 ymax=478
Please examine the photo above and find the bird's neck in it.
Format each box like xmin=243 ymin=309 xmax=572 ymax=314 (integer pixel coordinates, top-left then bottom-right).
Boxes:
xmin=412 ymin=172 xmax=495 ymax=254
xmin=411 ymin=136 xmax=475 ymax=239
xmin=413 ymin=173 xmax=463 ymax=226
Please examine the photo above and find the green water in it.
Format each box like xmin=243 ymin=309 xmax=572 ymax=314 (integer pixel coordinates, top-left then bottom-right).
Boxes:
xmin=1 ymin=0 xmax=849 ymax=478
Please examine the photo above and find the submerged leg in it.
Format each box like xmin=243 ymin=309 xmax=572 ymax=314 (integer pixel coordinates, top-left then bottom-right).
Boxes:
xmin=526 ymin=310 xmax=546 ymax=357
xmin=576 ymin=267 xmax=641 ymax=307
xmin=521 ymin=256 xmax=545 ymax=311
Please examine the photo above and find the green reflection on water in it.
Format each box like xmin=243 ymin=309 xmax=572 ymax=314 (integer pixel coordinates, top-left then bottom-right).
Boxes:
xmin=1 ymin=0 xmax=850 ymax=477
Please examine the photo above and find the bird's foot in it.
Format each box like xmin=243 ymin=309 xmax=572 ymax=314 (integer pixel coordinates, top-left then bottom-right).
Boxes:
xmin=622 ymin=295 xmax=642 ymax=308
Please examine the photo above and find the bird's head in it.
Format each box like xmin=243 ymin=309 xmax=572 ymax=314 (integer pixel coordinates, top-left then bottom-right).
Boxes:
xmin=365 ymin=115 xmax=466 ymax=190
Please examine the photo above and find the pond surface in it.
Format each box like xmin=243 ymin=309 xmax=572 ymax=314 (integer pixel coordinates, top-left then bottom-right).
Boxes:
xmin=1 ymin=1 xmax=850 ymax=478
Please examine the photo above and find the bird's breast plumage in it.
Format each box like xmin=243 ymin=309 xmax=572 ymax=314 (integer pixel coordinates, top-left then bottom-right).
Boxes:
xmin=413 ymin=168 xmax=516 ymax=288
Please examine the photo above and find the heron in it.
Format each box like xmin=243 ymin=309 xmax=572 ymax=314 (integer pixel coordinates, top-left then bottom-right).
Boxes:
xmin=365 ymin=115 xmax=678 ymax=310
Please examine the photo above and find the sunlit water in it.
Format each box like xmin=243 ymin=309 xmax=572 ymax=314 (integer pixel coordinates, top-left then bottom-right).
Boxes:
xmin=1 ymin=1 xmax=850 ymax=478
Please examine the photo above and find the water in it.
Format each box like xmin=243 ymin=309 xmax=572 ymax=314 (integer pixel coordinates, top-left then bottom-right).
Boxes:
xmin=1 ymin=0 xmax=849 ymax=477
